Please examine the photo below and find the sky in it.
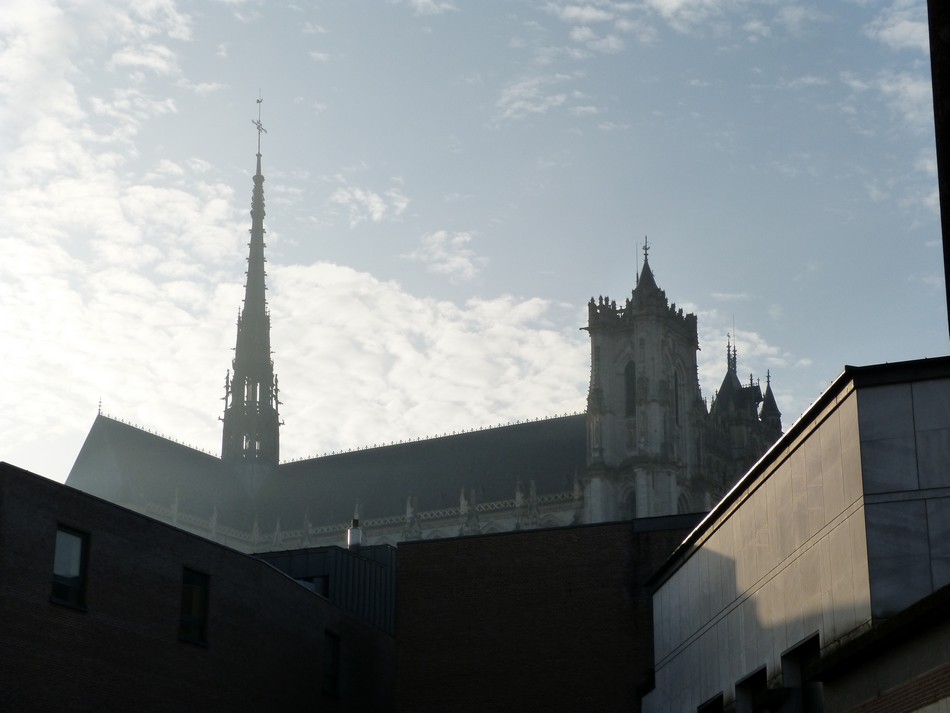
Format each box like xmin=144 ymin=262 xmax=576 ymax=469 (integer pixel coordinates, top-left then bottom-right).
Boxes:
xmin=1 ymin=0 xmax=946 ymax=482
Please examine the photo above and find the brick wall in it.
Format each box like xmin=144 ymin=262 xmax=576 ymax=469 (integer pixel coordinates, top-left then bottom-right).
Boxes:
xmin=395 ymin=516 xmax=698 ymax=713
xmin=0 ymin=464 xmax=394 ymax=712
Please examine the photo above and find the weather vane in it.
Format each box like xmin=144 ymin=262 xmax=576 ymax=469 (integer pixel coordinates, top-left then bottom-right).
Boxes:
xmin=252 ymin=94 xmax=267 ymax=153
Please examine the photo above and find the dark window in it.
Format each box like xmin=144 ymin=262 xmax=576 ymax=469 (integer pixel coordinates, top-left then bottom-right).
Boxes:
xmin=782 ymin=634 xmax=824 ymax=713
xmin=624 ymin=361 xmax=636 ymax=417
xmin=51 ymin=527 xmax=88 ymax=609
xmin=323 ymin=630 xmax=341 ymax=697
xmin=736 ymin=666 xmax=772 ymax=713
xmin=179 ymin=568 xmax=209 ymax=645
xmin=698 ymin=693 xmax=724 ymax=713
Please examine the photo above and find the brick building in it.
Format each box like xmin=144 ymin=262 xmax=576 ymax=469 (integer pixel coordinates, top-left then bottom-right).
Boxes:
xmin=395 ymin=515 xmax=700 ymax=713
xmin=0 ymin=462 xmax=394 ymax=712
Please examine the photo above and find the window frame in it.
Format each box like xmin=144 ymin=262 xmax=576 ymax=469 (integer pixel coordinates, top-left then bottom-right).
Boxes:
xmin=323 ymin=629 xmax=341 ymax=698
xmin=50 ymin=525 xmax=89 ymax=610
xmin=178 ymin=567 xmax=210 ymax=646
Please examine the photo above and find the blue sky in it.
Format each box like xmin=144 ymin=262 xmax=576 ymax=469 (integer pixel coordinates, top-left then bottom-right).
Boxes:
xmin=0 ymin=0 xmax=945 ymax=481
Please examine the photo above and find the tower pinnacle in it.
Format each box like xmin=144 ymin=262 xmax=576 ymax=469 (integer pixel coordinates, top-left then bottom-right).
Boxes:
xmin=221 ymin=102 xmax=281 ymax=465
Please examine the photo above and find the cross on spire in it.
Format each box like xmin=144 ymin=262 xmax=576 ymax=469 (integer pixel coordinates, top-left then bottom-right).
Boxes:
xmin=252 ymin=95 xmax=267 ymax=155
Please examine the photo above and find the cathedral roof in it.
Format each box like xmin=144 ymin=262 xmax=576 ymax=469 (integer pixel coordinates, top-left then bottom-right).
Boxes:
xmin=636 ymin=256 xmax=659 ymax=294
xmin=67 ymin=413 xmax=587 ymax=533
xmin=709 ymin=341 xmax=762 ymax=418
xmin=260 ymin=414 xmax=586 ymax=530
xmin=67 ymin=415 xmax=239 ymax=520
xmin=760 ymin=375 xmax=781 ymax=421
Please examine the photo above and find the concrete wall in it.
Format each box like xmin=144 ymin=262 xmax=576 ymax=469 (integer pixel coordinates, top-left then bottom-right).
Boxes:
xmin=645 ymin=387 xmax=872 ymax=712
xmin=644 ymin=363 xmax=950 ymax=712
xmin=0 ymin=463 xmax=394 ymax=712
xmin=858 ymin=379 xmax=950 ymax=617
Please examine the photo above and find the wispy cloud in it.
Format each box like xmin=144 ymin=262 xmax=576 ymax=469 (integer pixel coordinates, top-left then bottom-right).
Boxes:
xmin=549 ymin=4 xmax=616 ymax=24
xmin=569 ymin=26 xmax=625 ymax=53
xmin=496 ymin=73 xmax=574 ymax=120
xmin=329 ymin=184 xmax=410 ymax=227
xmin=876 ymin=71 xmax=935 ymax=131
xmin=109 ymin=43 xmax=180 ymax=75
xmin=268 ymin=264 xmax=588 ymax=457
xmin=404 ymin=231 xmax=487 ymax=281
xmin=391 ymin=0 xmax=458 ymax=16
xmin=865 ymin=0 xmax=929 ymax=54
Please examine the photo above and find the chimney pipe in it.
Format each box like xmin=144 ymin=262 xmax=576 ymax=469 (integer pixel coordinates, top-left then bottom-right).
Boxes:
xmin=347 ymin=518 xmax=362 ymax=551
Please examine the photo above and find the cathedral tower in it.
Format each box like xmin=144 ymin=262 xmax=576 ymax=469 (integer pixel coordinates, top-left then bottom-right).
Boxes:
xmin=583 ymin=240 xmax=706 ymax=520
xmin=221 ymin=105 xmax=281 ymax=470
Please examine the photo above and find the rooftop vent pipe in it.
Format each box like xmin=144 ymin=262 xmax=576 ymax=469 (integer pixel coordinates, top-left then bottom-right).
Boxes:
xmin=347 ymin=518 xmax=362 ymax=551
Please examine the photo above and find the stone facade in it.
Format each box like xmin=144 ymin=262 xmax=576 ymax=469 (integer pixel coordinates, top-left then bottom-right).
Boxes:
xmin=582 ymin=242 xmax=782 ymax=523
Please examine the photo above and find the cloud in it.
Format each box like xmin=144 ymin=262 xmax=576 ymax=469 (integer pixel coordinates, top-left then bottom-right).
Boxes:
xmin=261 ymin=264 xmax=589 ymax=458
xmin=642 ymin=0 xmax=727 ymax=32
xmin=391 ymin=0 xmax=458 ymax=15
xmin=109 ymin=43 xmax=179 ymax=75
xmin=404 ymin=231 xmax=487 ymax=281
xmin=550 ymin=4 xmax=616 ymax=24
xmin=569 ymin=26 xmax=625 ymax=53
xmin=875 ymin=71 xmax=935 ymax=131
xmin=784 ymin=75 xmax=828 ymax=89
xmin=329 ymin=184 xmax=410 ymax=227
xmin=775 ymin=5 xmax=828 ymax=37
xmin=496 ymin=73 xmax=574 ymax=120
xmin=178 ymin=79 xmax=227 ymax=95
xmin=570 ymin=104 xmax=600 ymax=116
xmin=865 ymin=0 xmax=929 ymax=54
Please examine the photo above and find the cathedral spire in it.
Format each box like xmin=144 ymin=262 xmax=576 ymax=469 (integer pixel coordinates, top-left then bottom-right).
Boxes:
xmin=221 ymin=100 xmax=281 ymax=465
xmin=634 ymin=236 xmax=660 ymax=294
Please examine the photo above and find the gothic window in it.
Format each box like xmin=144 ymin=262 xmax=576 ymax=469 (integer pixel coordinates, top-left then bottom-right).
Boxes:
xmin=677 ymin=492 xmax=691 ymax=514
xmin=622 ymin=489 xmax=637 ymax=519
xmin=624 ymin=361 xmax=636 ymax=417
xmin=674 ymin=371 xmax=681 ymax=425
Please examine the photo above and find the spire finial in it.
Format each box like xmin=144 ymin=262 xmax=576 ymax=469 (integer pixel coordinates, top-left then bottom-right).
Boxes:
xmin=643 ymin=235 xmax=650 ymax=262
xmin=252 ymin=94 xmax=267 ymax=155
xmin=635 ymin=239 xmax=640 ymax=286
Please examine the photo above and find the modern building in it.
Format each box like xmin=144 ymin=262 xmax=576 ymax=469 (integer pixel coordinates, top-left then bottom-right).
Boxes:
xmin=642 ymin=355 xmax=950 ymax=713
xmin=0 ymin=461 xmax=395 ymax=712
xmin=394 ymin=515 xmax=700 ymax=713
xmin=64 ymin=132 xmax=782 ymax=551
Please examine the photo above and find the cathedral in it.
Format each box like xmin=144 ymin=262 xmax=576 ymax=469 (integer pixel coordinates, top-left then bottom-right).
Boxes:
xmin=66 ymin=135 xmax=782 ymax=552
